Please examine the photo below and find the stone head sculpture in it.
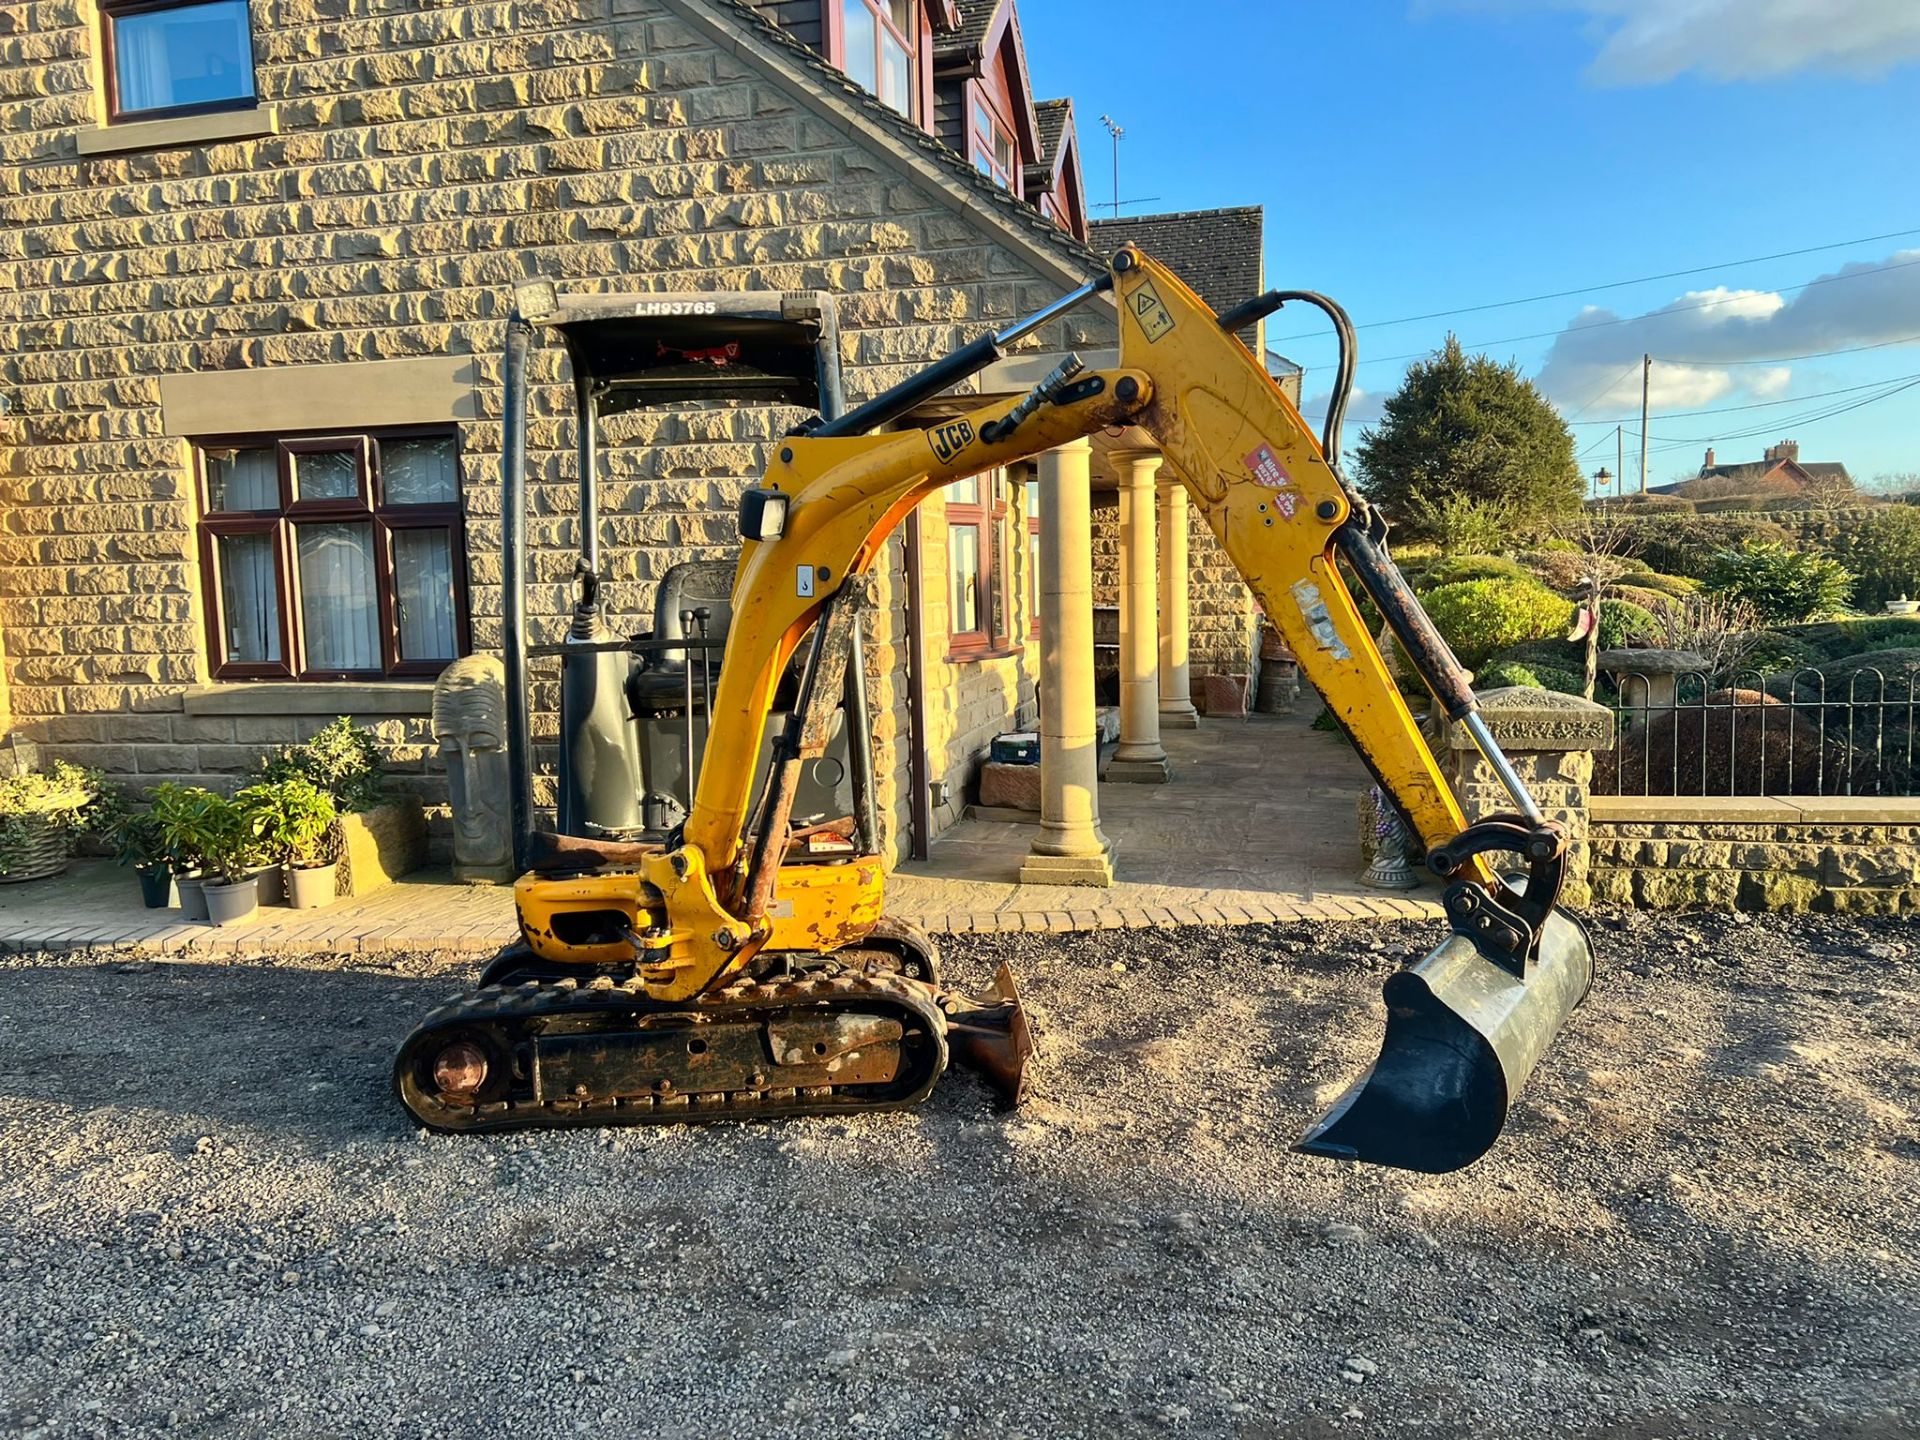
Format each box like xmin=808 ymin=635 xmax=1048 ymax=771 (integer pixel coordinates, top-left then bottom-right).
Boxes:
xmin=432 ymin=653 xmax=513 ymax=882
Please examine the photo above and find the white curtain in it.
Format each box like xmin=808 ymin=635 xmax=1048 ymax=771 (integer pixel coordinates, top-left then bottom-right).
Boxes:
xmin=113 ymin=1 xmax=254 ymax=114
xmin=217 ymin=532 xmax=279 ymax=664
xmin=209 ymin=447 xmax=275 ymax=511
xmin=382 ymin=438 xmax=457 ymax=505
xmin=297 ymin=524 xmax=380 ymax=670
xmin=394 ymin=530 xmax=457 ymax=661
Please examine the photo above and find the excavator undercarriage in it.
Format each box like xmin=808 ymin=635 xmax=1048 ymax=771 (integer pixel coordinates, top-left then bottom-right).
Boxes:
xmin=393 ymin=249 xmax=1596 ymax=1173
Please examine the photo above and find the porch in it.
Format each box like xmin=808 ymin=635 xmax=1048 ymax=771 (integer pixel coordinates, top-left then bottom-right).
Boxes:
xmin=0 ymin=714 xmax=1438 ymax=959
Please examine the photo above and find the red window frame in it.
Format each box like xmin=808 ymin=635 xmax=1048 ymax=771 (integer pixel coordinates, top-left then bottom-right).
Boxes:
xmin=969 ymin=90 xmax=1017 ymax=192
xmin=946 ymin=469 xmax=1015 ymax=661
xmin=196 ymin=426 xmax=470 ymax=682
xmin=832 ymin=0 xmax=919 ymax=121
xmin=99 ymin=0 xmax=259 ymax=125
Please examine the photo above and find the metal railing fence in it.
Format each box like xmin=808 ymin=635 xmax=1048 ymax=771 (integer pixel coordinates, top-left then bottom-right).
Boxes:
xmin=1593 ymin=667 xmax=1920 ymax=798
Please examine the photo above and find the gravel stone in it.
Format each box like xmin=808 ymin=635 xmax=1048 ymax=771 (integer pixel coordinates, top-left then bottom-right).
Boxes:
xmin=1 ymin=912 xmax=1916 ymax=1438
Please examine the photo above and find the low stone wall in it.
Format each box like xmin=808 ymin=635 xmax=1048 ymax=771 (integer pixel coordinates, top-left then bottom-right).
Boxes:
xmin=1590 ymin=796 xmax=1920 ymax=913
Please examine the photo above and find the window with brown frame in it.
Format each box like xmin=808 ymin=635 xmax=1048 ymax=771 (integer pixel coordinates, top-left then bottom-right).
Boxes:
xmin=100 ymin=0 xmax=257 ymax=124
xmin=946 ymin=470 xmax=1014 ymax=660
xmin=839 ymin=0 xmax=917 ymax=119
xmin=196 ymin=429 xmax=469 ymax=682
xmin=969 ymin=93 xmax=1017 ymax=192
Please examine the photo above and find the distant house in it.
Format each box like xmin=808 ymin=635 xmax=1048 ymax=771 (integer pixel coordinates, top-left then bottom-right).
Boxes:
xmin=1653 ymin=440 xmax=1855 ymax=496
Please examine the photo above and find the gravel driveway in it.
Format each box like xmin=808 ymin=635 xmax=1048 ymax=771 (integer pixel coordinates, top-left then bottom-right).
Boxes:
xmin=2 ymin=910 xmax=1915 ymax=1439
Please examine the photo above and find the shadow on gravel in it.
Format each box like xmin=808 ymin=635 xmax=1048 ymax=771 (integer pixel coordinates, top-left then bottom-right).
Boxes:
xmin=0 ymin=959 xmax=472 ymax=1146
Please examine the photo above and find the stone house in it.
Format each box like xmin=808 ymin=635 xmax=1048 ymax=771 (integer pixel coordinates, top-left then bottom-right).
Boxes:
xmin=0 ymin=0 xmax=1277 ymax=872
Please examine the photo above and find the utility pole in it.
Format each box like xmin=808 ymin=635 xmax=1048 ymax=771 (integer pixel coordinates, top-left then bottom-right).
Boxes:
xmin=1639 ymin=353 xmax=1650 ymax=495
xmin=1617 ymin=424 xmax=1624 ymax=506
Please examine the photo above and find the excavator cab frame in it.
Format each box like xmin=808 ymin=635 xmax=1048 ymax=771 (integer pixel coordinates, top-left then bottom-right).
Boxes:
xmin=396 ymin=249 xmax=1596 ymax=1174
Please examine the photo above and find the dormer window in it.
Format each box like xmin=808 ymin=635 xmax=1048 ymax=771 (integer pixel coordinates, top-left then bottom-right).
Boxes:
xmin=842 ymin=0 xmax=917 ymax=118
xmin=970 ymin=95 xmax=1015 ymax=190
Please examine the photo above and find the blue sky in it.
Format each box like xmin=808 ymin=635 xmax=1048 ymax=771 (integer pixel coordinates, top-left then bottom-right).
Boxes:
xmin=1022 ymin=1 xmax=1920 ymax=488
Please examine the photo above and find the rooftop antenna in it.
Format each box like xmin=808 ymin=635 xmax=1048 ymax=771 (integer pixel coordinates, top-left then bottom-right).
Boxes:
xmin=1097 ymin=113 xmax=1159 ymax=219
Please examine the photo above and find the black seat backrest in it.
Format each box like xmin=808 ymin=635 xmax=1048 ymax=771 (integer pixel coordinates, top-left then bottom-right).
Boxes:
xmin=652 ymin=560 xmax=736 ymax=671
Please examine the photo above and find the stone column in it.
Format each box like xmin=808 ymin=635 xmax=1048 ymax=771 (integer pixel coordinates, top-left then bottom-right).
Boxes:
xmin=1106 ymin=449 xmax=1171 ymax=783
xmin=1441 ymin=686 xmax=1616 ymax=906
xmin=1021 ymin=438 xmax=1116 ymax=886
xmin=1156 ymin=476 xmax=1200 ymax=730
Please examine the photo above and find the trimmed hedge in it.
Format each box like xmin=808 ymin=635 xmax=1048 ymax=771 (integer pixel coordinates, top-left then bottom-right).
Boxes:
xmin=1421 ymin=578 xmax=1575 ymax=671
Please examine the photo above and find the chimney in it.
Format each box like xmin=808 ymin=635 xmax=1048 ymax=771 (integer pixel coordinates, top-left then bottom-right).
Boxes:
xmin=1764 ymin=439 xmax=1801 ymax=464
xmin=1704 ymin=447 xmax=1715 ymax=468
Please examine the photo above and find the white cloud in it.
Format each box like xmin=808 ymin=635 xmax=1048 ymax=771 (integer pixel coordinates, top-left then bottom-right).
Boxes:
xmin=1425 ymin=0 xmax=1920 ymax=85
xmin=1535 ymin=248 xmax=1920 ymax=420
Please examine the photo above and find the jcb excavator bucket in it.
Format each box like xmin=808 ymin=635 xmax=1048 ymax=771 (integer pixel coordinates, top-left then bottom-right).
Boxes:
xmin=1297 ymin=908 xmax=1593 ymax=1173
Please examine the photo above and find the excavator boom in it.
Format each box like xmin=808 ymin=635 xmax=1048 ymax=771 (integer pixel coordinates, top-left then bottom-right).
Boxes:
xmin=394 ymin=250 xmax=1595 ymax=1172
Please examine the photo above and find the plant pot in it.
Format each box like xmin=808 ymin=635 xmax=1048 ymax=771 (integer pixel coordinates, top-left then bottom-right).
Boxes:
xmin=137 ymin=863 xmax=173 ymax=909
xmin=0 ymin=813 xmax=74 ymax=883
xmin=174 ymin=872 xmax=210 ymax=924
xmin=204 ymin=876 xmax=258 ymax=928
xmin=247 ymin=862 xmax=287 ymax=906
xmin=286 ymin=861 xmax=338 ymax=910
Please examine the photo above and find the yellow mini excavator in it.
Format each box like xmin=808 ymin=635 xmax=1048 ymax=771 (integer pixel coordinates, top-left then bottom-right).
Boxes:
xmin=392 ymin=249 xmax=1596 ymax=1174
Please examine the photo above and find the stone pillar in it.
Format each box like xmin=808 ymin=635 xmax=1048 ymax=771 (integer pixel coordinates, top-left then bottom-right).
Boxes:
xmin=1021 ymin=438 xmax=1116 ymax=886
xmin=1106 ymin=449 xmax=1171 ymax=783
xmin=1156 ymin=476 xmax=1200 ymax=730
xmin=1441 ymin=686 xmax=1615 ymax=906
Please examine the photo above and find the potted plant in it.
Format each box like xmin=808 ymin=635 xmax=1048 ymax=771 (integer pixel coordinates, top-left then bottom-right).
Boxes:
xmin=237 ymin=778 xmax=338 ymax=910
xmin=148 ymin=783 xmax=222 ymax=923
xmin=111 ymin=808 xmax=173 ymax=908
xmin=0 ymin=761 xmax=117 ymax=884
xmin=198 ymin=793 xmax=258 ymax=927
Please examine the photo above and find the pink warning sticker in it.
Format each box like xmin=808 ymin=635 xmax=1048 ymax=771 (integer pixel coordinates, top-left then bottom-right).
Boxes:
xmin=1245 ymin=443 xmax=1293 ymax=490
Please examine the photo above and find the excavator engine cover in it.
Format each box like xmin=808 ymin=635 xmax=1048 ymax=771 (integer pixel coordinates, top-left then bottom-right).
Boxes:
xmin=1296 ymin=906 xmax=1594 ymax=1173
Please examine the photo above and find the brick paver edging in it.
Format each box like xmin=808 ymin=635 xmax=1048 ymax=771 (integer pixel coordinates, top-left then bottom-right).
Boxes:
xmin=0 ymin=895 xmax=1443 ymax=959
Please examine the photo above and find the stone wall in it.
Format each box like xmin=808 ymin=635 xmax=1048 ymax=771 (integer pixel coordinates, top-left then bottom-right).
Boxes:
xmin=1438 ymin=687 xmax=1615 ymax=906
xmin=0 ymin=0 xmax=1107 ymax=864
xmin=1590 ymin=796 xmax=1920 ymax=914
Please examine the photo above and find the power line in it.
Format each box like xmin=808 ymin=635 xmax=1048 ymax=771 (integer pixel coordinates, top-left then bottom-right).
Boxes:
xmin=1560 ymin=357 xmax=1646 ymax=422
xmin=1655 ymin=333 xmax=1920 ymax=367
xmin=1567 ymin=369 xmax=1920 ymax=425
xmin=1644 ymin=375 xmax=1920 ymax=452
xmin=1335 ymin=256 xmax=1920 ymax=371
xmin=1270 ymin=225 xmax=1920 ymax=343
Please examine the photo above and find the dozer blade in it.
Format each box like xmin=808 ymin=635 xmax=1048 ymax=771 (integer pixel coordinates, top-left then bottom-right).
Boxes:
xmin=1297 ymin=908 xmax=1594 ymax=1173
xmin=939 ymin=961 xmax=1036 ymax=1108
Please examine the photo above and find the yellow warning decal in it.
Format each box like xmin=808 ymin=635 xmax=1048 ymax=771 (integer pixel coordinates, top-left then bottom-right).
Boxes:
xmin=1129 ymin=279 xmax=1176 ymax=343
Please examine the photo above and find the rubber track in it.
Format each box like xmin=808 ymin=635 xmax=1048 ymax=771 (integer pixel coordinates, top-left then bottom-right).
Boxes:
xmin=393 ymin=968 xmax=950 ymax=1135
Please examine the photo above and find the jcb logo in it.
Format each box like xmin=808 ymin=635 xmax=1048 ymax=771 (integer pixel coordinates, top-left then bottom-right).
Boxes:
xmin=929 ymin=419 xmax=975 ymax=464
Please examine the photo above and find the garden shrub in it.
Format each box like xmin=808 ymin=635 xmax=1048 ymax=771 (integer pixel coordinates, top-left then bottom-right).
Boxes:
xmin=1628 ymin=571 xmax=1701 ymax=599
xmin=1415 ymin=554 xmax=1533 ymax=591
xmin=255 ymin=716 xmax=388 ymax=813
xmin=1420 ymin=577 xmax=1575 ymax=671
xmin=1828 ymin=505 xmax=1920 ymax=611
xmin=1627 ymin=516 xmax=1793 ymax=579
xmin=1612 ymin=584 xmax=1680 ymax=616
xmin=1780 ymin=617 xmax=1920 ymax=662
xmin=1475 ymin=660 xmax=1542 ymax=690
xmin=1702 ymin=541 xmax=1855 ymax=623
xmin=1599 ymin=598 xmax=1661 ymax=646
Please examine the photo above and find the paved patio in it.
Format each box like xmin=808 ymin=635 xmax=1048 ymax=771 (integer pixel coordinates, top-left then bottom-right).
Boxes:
xmin=0 ymin=713 xmax=1440 ymax=957
xmin=889 ymin=711 xmax=1444 ymax=931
